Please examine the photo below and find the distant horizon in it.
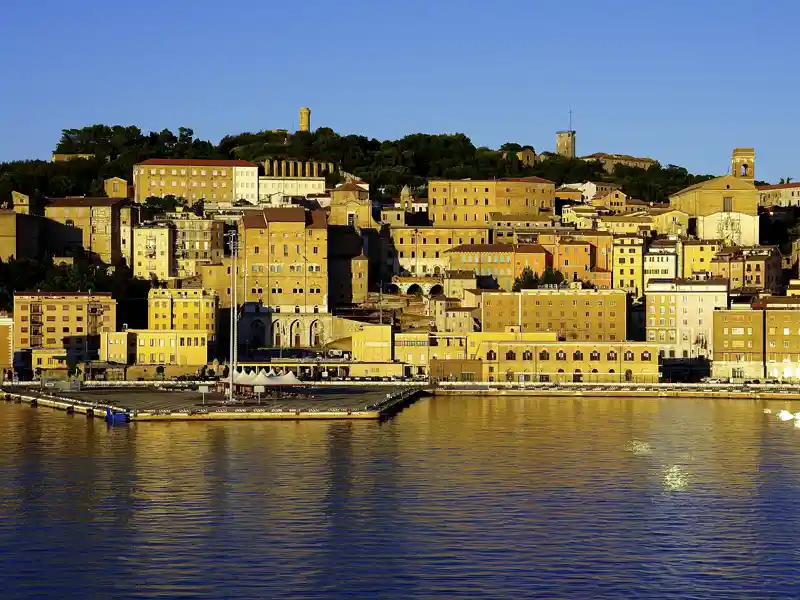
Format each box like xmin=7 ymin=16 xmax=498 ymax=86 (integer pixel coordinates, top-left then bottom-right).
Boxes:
xmin=1 ymin=0 xmax=796 ymax=183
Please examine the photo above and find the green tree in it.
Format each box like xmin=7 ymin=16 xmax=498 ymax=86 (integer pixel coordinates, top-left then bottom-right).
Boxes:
xmin=512 ymin=267 xmax=540 ymax=291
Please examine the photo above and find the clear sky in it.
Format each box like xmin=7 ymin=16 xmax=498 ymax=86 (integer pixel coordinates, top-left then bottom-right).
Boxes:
xmin=1 ymin=0 xmax=797 ymax=182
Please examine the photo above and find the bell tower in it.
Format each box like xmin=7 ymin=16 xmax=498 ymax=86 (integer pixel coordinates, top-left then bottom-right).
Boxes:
xmin=731 ymin=148 xmax=755 ymax=182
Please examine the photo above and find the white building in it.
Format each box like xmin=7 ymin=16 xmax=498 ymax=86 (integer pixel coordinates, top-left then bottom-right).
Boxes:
xmin=645 ymin=277 xmax=729 ymax=359
xmin=757 ymin=182 xmax=800 ymax=207
xmin=258 ymin=176 xmax=326 ymax=205
xmin=232 ymin=164 xmax=259 ymax=204
xmin=643 ymin=238 xmax=682 ymax=289
xmin=558 ymin=181 xmax=621 ymax=203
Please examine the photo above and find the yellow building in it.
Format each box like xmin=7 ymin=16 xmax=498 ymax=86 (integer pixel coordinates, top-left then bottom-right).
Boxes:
xmin=648 ymin=208 xmax=689 ymax=236
xmin=328 ymin=182 xmax=376 ymax=230
xmin=709 ymin=246 xmax=782 ymax=294
xmin=428 ymin=177 xmax=555 ymax=226
xmin=596 ymin=214 xmax=654 ymax=236
xmin=445 ymin=243 xmax=517 ymax=290
xmin=389 ymin=225 xmax=490 ymax=276
xmin=100 ymin=329 xmax=209 ymax=367
xmin=757 ymin=182 xmax=800 ymax=207
xmin=238 ymin=207 xmax=328 ymax=312
xmin=480 ymin=288 xmax=627 ymax=341
xmin=682 ymin=239 xmax=723 ymax=278
xmin=133 ymin=223 xmax=175 ymax=281
xmin=612 ymin=235 xmax=645 ymax=298
xmin=0 ymin=210 xmax=40 ymax=261
xmin=430 ymin=331 xmax=659 ymax=383
xmin=52 ymin=153 xmax=96 ymax=162
xmin=148 ymin=288 xmax=218 ymax=345
xmin=352 ymin=324 xmax=393 ymax=363
xmin=669 ymin=150 xmax=758 ymax=245
xmin=0 ymin=315 xmax=13 ymax=375
xmin=31 ymin=348 xmax=71 ymax=375
xmin=44 ymin=196 xmax=128 ymax=264
xmin=133 ymin=158 xmax=259 ymax=204
xmin=13 ymin=292 xmax=117 ymax=363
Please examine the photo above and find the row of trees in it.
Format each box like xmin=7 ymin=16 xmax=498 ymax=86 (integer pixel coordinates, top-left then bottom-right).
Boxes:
xmin=1 ymin=124 xmax=725 ymax=207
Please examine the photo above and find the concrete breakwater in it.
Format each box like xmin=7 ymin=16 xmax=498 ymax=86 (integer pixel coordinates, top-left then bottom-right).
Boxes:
xmin=0 ymin=386 xmax=425 ymax=422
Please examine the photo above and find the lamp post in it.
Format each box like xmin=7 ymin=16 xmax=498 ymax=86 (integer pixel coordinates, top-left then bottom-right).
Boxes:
xmin=225 ymin=231 xmax=239 ymax=402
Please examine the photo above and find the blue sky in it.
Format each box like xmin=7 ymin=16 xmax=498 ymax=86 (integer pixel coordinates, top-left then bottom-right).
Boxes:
xmin=0 ymin=0 xmax=796 ymax=182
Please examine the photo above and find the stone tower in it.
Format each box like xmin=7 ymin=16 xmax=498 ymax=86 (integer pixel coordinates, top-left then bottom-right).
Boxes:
xmin=299 ymin=107 xmax=311 ymax=133
xmin=731 ymin=148 xmax=755 ymax=181
xmin=556 ymin=130 xmax=576 ymax=159
xmin=400 ymin=185 xmax=412 ymax=211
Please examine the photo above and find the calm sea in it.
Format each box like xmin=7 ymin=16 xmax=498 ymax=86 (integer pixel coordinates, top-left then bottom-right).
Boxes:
xmin=1 ymin=395 xmax=800 ymax=599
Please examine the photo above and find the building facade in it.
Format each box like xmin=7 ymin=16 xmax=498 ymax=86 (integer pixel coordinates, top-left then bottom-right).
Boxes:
xmin=612 ymin=235 xmax=645 ymax=298
xmin=45 ymin=197 xmax=127 ymax=264
xmin=757 ymin=182 xmax=800 ymax=207
xmin=133 ymin=159 xmax=259 ymax=204
xmin=148 ymin=287 xmax=218 ymax=346
xmin=133 ymin=224 xmax=175 ymax=281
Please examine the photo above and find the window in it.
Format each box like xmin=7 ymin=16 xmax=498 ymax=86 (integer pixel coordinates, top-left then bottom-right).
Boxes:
xmin=505 ymin=350 xmax=516 ymax=360
xmin=486 ymin=350 xmax=496 ymax=360
xmin=539 ymin=350 xmax=550 ymax=360
xmin=723 ymin=196 xmax=733 ymax=212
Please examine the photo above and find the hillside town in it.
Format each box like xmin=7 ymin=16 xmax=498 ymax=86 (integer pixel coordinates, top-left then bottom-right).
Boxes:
xmin=2 ymin=107 xmax=800 ymax=386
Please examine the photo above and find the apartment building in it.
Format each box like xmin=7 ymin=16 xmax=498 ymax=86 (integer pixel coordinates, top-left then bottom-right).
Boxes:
xmin=643 ymin=239 xmax=682 ymax=289
xmin=490 ymin=213 xmax=556 ymax=243
xmin=612 ymin=235 xmax=645 ymax=298
xmin=133 ymin=159 xmax=259 ymax=204
xmin=560 ymin=181 xmax=620 ymax=202
xmin=0 ymin=210 xmax=40 ymax=261
xmin=258 ymin=176 xmax=326 ymax=205
xmin=0 ymin=314 xmax=13 ymax=375
xmin=160 ymin=212 xmax=225 ymax=277
xmin=682 ymin=239 xmax=723 ymax=278
xmin=13 ymin=292 xmax=117 ymax=364
xmin=480 ymin=288 xmax=627 ymax=342
xmin=645 ymin=278 xmax=728 ymax=359
xmin=133 ymin=223 xmax=175 ymax=281
xmin=757 ymin=182 xmax=800 ymax=207
xmin=45 ymin=197 xmax=128 ymax=264
xmin=712 ymin=305 xmax=764 ymax=381
xmin=388 ymin=226 xmax=490 ymax=276
xmin=709 ymin=246 xmax=782 ymax=294
xmin=148 ymin=288 xmax=218 ymax=345
xmin=237 ymin=207 xmax=328 ymax=313
xmin=428 ymin=177 xmax=555 ymax=225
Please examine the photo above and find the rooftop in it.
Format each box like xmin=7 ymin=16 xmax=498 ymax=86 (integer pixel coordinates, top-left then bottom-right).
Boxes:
xmin=446 ymin=243 xmax=515 ymax=253
xmin=137 ymin=158 xmax=256 ymax=167
xmin=757 ymin=182 xmax=800 ymax=191
xmin=241 ymin=207 xmax=327 ymax=229
xmin=46 ymin=197 xmax=127 ymax=208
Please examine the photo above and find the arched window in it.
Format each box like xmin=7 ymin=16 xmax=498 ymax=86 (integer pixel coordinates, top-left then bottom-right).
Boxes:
xmin=590 ymin=350 xmax=600 ymax=361
xmin=607 ymin=351 xmax=618 ymax=361
xmin=295 ymin=306 xmax=300 ymax=313
xmin=505 ymin=350 xmax=516 ymax=360
xmin=65 ymin=219 xmax=75 ymax=227
xmin=590 ymin=368 xmax=598 ymax=373
xmin=522 ymin=350 xmax=533 ymax=361
xmin=625 ymin=369 xmax=633 ymax=382
xmin=641 ymin=351 xmax=651 ymax=361
xmin=624 ymin=351 xmax=634 ymax=361
xmin=609 ymin=369 xmax=616 ymax=374
xmin=539 ymin=350 xmax=550 ymax=361
xmin=557 ymin=368 xmax=565 ymax=374
xmin=556 ymin=350 xmax=566 ymax=361
xmin=573 ymin=351 xmax=583 ymax=361
xmin=486 ymin=350 xmax=497 ymax=360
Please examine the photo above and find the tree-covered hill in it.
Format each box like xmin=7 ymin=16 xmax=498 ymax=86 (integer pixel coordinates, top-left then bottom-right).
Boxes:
xmin=1 ymin=124 xmax=721 ymax=204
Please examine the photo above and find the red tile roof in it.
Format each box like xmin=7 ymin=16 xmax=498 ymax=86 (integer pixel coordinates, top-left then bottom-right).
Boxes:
xmin=240 ymin=207 xmax=327 ymax=229
xmin=446 ymin=243 xmax=515 ymax=253
xmin=757 ymin=182 xmax=800 ymax=190
xmin=137 ymin=158 xmax=256 ymax=167
xmin=334 ymin=182 xmax=368 ymax=193
xmin=514 ymin=244 xmax=549 ymax=254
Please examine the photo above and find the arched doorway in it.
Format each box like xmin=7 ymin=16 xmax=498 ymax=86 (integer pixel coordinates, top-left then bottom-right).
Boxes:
xmin=290 ymin=320 xmax=303 ymax=348
xmin=309 ymin=320 xmax=321 ymax=347
xmin=624 ymin=369 xmax=633 ymax=382
xmin=433 ymin=266 xmax=441 ymax=275
xmin=250 ymin=319 xmax=266 ymax=348
xmin=386 ymin=284 xmax=400 ymax=294
xmin=429 ymin=284 xmax=444 ymax=296
xmin=273 ymin=322 xmax=283 ymax=347
xmin=407 ymin=284 xmax=423 ymax=296
xmin=573 ymin=369 xmax=583 ymax=383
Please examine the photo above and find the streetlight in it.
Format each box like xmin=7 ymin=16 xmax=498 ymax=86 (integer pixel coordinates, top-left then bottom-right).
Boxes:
xmin=225 ymin=230 xmax=239 ymax=403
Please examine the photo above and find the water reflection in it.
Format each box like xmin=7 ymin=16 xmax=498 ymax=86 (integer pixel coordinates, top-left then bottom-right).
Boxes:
xmin=1 ymin=396 xmax=800 ymax=598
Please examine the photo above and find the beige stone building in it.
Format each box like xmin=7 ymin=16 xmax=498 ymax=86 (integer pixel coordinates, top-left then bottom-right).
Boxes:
xmin=556 ymin=130 xmax=576 ymax=159
xmin=45 ymin=197 xmax=128 ymax=264
xmin=133 ymin=223 xmax=175 ymax=281
xmin=480 ymin=288 xmax=627 ymax=342
xmin=428 ymin=177 xmax=555 ymax=226
xmin=160 ymin=211 xmax=225 ymax=277
xmin=757 ymin=182 xmax=800 ymax=207
xmin=580 ymin=152 xmax=658 ymax=173
xmin=645 ymin=278 xmax=728 ymax=359
xmin=328 ymin=182 xmax=376 ymax=230
xmin=388 ymin=225 xmax=490 ymax=276
xmin=13 ymin=292 xmax=117 ymax=364
xmin=709 ymin=246 xmax=781 ymax=294
xmin=712 ymin=305 xmax=765 ymax=381
xmin=133 ymin=159 xmax=259 ymax=204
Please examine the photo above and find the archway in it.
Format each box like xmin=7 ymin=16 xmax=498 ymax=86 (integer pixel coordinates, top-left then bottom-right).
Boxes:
xmin=250 ymin=319 xmax=266 ymax=348
xmin=407 ymin=284 xmax=423 ymax=296
xmin=624 ymin=369 xmax=633 ymax=382
xmin=386 ymin=284 xmax=400 ymax=294
xmin=273 ymin=322 xmax=283 ymax=347
xmin=573 ymin=369 xmax=583 ymax=383
xmin=309 ymin=320 xmax=321 ymax=347
xmin=290 ymin=320 xmax=303 ymax=348
xmin=429 ymin=284 xmax=444 ymax=296
xmin=433 ymin=266 xmax=441 ymax=275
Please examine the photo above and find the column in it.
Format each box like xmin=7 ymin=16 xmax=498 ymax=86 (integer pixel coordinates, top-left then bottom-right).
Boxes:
xmin=264 ymin=160 xmax=271 ymax=176
xmin=280 ymin=160 xmax=287 ymax=178
xmin=313 ymin=162 xmax=319 ymax=177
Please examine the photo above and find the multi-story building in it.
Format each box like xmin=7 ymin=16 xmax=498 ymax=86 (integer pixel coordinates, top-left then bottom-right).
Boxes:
xmin=0 ymin=210 xmax=41 ymax=261
xmin=669 ymin=149 xmax=758 ymax=246
xmin=762 ymin=299 xmax=800 ymax=381
xmin=0 ymin=314 xmax=13 ymax=376
xmin=709 ymin=246 xmax=782 ymax=294
xmin=100 ymin=329 xmax=209 ymax=367
xmin=160 ymin=211 xmax=225 ymax=277
xmin=712 ymin=304 xmax=764 ymax=381
xmin=490 ymin=213 xmax=556 ymax=243
xmin=596 ymin=214 xmax=654 ymax=236
xmin=645 ymin=278 xmax=728 ymax=359
xmin=44 ymin=197 xmax=128 ymax=264
xmin=133 ymin=159 xmax=259 ymax=204
xmin=237 ymin=207 xmax=328 ymax=313
xmin=561 ymin=181 xmax=620 ymax=203
xmin=643 ymin=239 xmax=682 ymax=289
xmin=133 ymin=223 xmax=175 ymax=281
xmin=389 ymin=226 xmax=491 ymax=276
xmin=480 ymin=288 xmax=627 ymax=342
xmin=429 ymin=331 xmax=658 ymax=383
xmin=328 ymin=182 xmax=376 ymax=230
xmin=612 ymin=235 xmax=645 ymax=298
xmin=428 ymin=177 xmax=555 ymax=225
xmin=580 ymin=152 xmax=658 ymax=173
xmin=445 ymin=243 xmax=518 ymax=290
xmin=757 ymin=182 xmax=800 ymax=207
xmin=258 ymin=176 xmax=326 ymax=205
xmin=648 ymin=208 xmax=689 ymax=236
xmin=682 ymin=239 xmax=723 ymax=278
xmin=148 ymin=288 xmax=219 ymax=346
xmin=13 ymin=292 xmax=117 ymax=364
